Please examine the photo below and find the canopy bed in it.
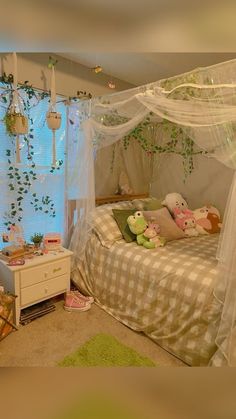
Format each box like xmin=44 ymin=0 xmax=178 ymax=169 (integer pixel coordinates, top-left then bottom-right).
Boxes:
xmin=67 ymin=59 xmax=236 ymax=366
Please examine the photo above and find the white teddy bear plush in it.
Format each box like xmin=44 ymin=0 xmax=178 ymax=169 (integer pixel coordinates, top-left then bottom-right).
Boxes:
xmin=162 ymin=193 xmax=188 ymax=215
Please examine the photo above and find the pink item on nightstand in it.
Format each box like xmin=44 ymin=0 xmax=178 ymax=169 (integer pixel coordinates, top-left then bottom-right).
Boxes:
xmin=43 ymin=233 xmax=62 ymax=250
xmin=7 ymin=259 xmax=25 ymax=266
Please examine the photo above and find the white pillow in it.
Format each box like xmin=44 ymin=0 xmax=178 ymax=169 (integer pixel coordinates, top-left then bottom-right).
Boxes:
xmin=92 ymin=201 xmax=134 ymax=248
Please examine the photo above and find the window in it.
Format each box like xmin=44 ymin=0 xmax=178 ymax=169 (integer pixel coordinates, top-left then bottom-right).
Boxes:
xmin=0 ymin=88 xmax=66 ymax=248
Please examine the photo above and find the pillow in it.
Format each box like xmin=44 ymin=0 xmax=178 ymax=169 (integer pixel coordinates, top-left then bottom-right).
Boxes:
xmin=144 ymin=198 xmax=163 ymax=211
xmin=91 ymin=201 xmax=134 ymax=248
xmin=143 ymin=208 xmax=185 ymax=242
xmin=112 ymin=209 xmax=137 ymax=243
xmin=132 ymin=197 xmax=163 ymax=211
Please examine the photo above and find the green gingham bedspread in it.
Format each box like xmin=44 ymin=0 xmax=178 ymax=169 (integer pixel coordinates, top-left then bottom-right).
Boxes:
xmin=72 ymin=233 xmax=221 ymax=366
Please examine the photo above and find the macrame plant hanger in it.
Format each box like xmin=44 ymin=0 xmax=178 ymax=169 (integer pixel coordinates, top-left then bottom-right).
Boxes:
xmin=10 ymin=52 xmax=28 ymax=163
xmin=46 ymin=59 xmax=61 ymax=167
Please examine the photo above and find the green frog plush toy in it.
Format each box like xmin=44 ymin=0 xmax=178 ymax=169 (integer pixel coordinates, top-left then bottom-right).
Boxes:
xmin=127 ymin=211 xmax=156 ymax=249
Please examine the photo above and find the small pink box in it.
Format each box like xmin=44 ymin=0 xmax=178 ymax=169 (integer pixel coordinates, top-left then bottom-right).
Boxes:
xmin=43 ymin=233 xmax=62 ymax=250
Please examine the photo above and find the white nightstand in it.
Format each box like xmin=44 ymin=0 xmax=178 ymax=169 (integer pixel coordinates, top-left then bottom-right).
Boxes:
xmin=0 ymin=247 xmax=73 ymax=326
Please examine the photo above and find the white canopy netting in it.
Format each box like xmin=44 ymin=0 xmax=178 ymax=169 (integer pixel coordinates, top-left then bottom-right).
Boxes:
xmin=67 ymin=59 xmax=236 ymax=366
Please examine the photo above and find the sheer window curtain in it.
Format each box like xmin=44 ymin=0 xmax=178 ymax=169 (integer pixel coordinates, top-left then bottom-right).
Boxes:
xmin=68 ymin=59 xmax=236 ymax=365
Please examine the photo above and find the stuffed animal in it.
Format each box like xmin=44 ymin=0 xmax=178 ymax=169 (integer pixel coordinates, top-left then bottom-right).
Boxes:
xmin=127 ymin=211 xmax=155 ymax=249
xmin=193 ymin=206 xmax=209 ymax=235
xmin=173 ymin=208 xmax=199 ymax=237
xmin=143 ymin=221 xmax=166 ymax=247
xmin=116 ymin=171 xmax=133 ymax=195
xmin=193 ymin=205 xmax=222 ymax=235
xmin=162 ymin=192 xmax=188 ymax=215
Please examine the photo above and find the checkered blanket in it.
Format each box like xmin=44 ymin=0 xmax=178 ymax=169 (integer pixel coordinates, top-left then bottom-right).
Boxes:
xmin=72 ymin=230 xmax=221 ymax=366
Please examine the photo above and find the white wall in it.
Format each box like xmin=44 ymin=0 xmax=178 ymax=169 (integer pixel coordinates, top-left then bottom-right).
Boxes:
xmin=0 ymin=53 xmax=133 ymax=97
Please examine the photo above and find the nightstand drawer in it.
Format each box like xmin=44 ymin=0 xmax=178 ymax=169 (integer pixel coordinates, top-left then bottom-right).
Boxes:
xmin=20 ymin=259 xmax=69 ymax=288
xmin=21 ymin=274 xmax=68 ymax=307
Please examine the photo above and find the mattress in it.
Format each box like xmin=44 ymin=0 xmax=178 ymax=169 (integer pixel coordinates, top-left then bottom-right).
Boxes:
xmin=72 ymin=233 xmax=221 ymax=366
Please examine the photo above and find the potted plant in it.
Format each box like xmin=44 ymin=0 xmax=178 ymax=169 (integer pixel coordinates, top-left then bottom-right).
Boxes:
xmin=4 ymin=53 xmax=29 ymax=137
xmin=30 ymin=233 xmax=44 ymax=249
xmin=4 ymin=109 xmax=28 ymax=163
xmin=4 ymin=111 xmax=28 ymax=136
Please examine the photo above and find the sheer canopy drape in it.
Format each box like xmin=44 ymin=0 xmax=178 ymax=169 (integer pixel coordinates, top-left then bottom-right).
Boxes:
xmin=68 ymin=59 xmax=236 ymax=366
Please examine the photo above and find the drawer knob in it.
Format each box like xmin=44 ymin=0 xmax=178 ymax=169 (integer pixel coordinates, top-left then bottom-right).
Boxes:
xmin=44 ymin=272 xmax=48 ymax=278
xmin=53 ymin=267 xmax=61 ymax=273
xmin=45 ymin=287 xmax=48 ymax=293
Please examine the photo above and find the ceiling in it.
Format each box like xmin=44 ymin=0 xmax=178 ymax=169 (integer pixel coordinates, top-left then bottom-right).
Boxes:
xmin=60 ymin=53 xmax=236 ymax=86
xmin=2 ymin=1 xmax=236 ymax=52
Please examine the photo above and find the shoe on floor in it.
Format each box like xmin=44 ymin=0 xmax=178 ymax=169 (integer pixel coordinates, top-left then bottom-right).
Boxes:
xmin=64 ymin=292 xmax=91 ymax=312
xmin=70 ymin=289 xmax=94 ymax=304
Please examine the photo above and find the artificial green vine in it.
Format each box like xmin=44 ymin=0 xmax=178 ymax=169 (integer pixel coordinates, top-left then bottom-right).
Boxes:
xmin=99 ymin=110 xmax=206 ymax=180
xmin=1 ymin=77 xmax=60 ymax=231
xmin=123 ymin=114 xmax=206 ymax=179
xmin=159 ymin=72 xmax=200 ymax=93
xmin=75 ymin=90 xmax=92 ymax=100
xmin=0 ymin=72 xmax=14 ymax=84
xmin=49 ymin=159 xmax=63 ymax=174
xmin=99 ymin=110 xmax=128 ymax=127
xmin=159 ymin=70 xmax=221 ymax=102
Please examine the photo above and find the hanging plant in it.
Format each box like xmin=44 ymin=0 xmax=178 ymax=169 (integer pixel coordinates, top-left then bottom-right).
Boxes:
xmin=4 ymin=111 xmax=28 ymax=136
xmin=46 ymin=56 xmax=61 ymax=167
xmin=2 ymin=53 xmax=29 ymax=164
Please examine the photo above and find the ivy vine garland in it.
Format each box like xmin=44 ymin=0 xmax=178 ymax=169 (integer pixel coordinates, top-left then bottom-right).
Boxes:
xmin=123 ymin=115 xmax=206 ymax=179
xmin=103 ymin=111 xmax=207 ymax=179
xmin=1 ymin=75 xmax=62 ymax=231
xmin=101 ymin=71 xmax=216 ymax=179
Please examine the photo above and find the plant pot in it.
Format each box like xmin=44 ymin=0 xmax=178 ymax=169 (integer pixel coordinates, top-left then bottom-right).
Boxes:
xmin=46 ymin=111 xmax=61 ymax=130
xmin=33 ymin=242 xmax=41 ymax=250
xmin=5 ymin=113 xmax=28 ymax=135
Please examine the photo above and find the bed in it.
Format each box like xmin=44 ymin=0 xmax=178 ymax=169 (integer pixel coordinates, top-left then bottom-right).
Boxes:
xmin=71 ymin=197 xmax=221 ymax=366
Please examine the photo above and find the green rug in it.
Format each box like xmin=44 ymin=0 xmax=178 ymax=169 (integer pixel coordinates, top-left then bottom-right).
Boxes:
xmin=58 ymin=333 xmax=156 ymax=367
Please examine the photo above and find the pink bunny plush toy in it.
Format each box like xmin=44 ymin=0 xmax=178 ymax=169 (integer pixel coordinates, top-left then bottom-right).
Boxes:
xmin=144 ymin=221 xmax=166 ymax=247
xmin=173 ymin=208 xmax=199 ymax=237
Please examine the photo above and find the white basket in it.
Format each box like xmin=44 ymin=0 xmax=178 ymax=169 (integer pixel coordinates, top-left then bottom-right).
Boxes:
xmin=46 ymin=111 xmax=62 ymax=130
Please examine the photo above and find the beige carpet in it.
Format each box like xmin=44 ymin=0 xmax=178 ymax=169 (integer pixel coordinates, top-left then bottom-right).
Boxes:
xmin=0 ymin=301 xmax=186 ymax=366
